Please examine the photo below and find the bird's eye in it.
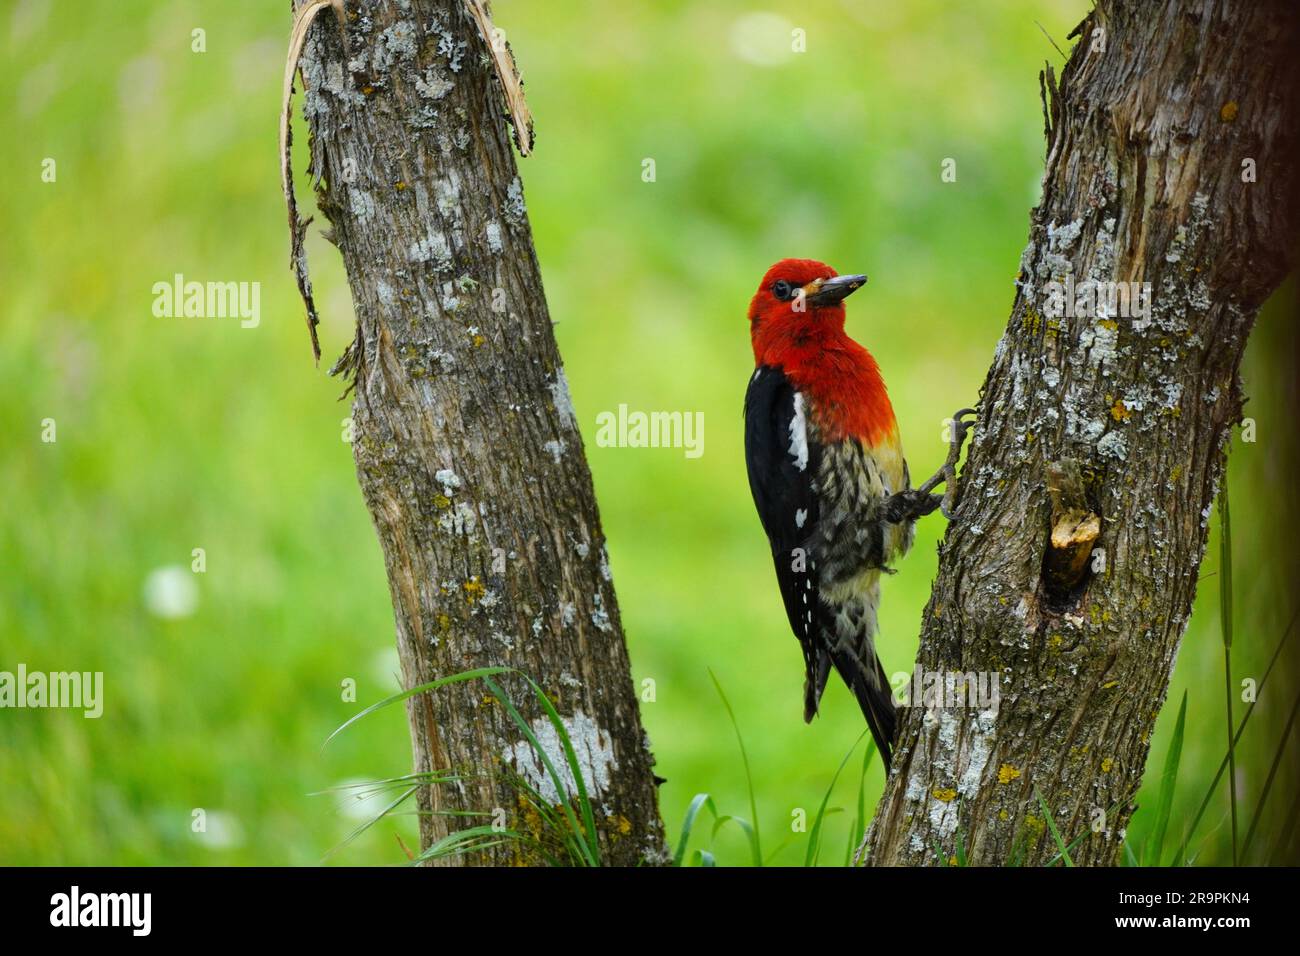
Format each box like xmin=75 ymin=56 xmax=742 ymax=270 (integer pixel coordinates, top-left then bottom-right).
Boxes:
xmin=772 ymin=280 xmax=793 ymax=300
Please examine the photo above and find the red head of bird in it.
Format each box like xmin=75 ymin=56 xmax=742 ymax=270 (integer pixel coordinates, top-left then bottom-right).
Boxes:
xmin=748 ymin=257 xmax=896 ymax=446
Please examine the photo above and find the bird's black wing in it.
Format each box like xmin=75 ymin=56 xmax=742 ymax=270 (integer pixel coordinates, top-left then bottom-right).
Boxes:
xmin=743 ymin=365 xmax=831 ymax=718
xmin=744 ymin=365 xmax=818 ymax=555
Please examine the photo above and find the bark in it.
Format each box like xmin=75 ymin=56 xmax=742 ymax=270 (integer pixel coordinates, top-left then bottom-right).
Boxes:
xmin=865 ymin=0 xmax=1299 ymax=865
xmin=294 ymin=0 xmax=666 ymax=865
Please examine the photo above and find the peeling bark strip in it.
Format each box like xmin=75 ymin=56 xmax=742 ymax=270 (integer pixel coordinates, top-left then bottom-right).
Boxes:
xmin=463 ymin=0 xmax=533 ymax=155
xmin=281 ymin=0 xmax=346 ymax=363
xmin=865 ymin=0 xmax=1299 ymax=866
xmin=295 ymin=0 xmax=666 ymax=864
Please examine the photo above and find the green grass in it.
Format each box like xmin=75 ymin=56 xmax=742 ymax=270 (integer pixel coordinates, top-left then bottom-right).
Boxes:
xmin=1220 ymin=482 xmax=1239 ymax=865
xmin=1143 ymin=691 xmax=1188 ymax=867
xmin=670 ymin=688 xmax=876 ymax=867
xmin=707 ymin=668 xmax=763 ymax=866
xmin=805 ymin=731 xmax=869 ymax=867
xmin=1035 ymin=785 xmax=1074 ymax=867
xmin=325 ymin=666 xmax=605 ymax=865
xmin=2 ymin=0 xmax=1297 ymax=866
xmin=1169 ymin=609 xmax=1299 ymax=865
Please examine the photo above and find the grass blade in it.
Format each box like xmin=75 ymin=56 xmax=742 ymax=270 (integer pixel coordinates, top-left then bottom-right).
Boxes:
xmin=1034 ymin=785 xmax=1074 ymax=867
xmin=845 ymin=740 xmax=877 ymax=866
xmin=1219 ymin=483 xmax=1239 ymax=866
xmin=322 ymin=785 xmax=417 ymax=862
xmin=1171 ymin=605 xmax=1299 ymax=865
xmin=764 ymin=833 xmax=803 ymax=866
xmin=806 ymin=731 xmax=867 ymax=867
xmin=308 ymin=770 xmax=461 ymax=799
xmin=1042 ymin=788 xmax=1136 ymax=867
xmin=1143 ymin=689 xmax=1187 ymax=866
xmin=1268 ymin=771 xmax=1300 ymax=865
xmin=522 ymin=675 xmax=602 ymax=864
xmin=413 ymin=824 xmax=529 ymax=864
xmin=954 ymin=827 xmax=969 ymax=867
xmin=1006 ymin=833 xmax=1026 ymax=867
xmin=1240 ymin=688 xmax=1300 ymax=861
xmin=323 ymin=665 xmax=609 ymax=866
xmin=674 ymin=793 xmax=715 ymax=867
xmin=708 ymin=668 xmax=763 ymax=866
xmin=712 ymin=814 xmax=761 ymax=864
xmin=483 ymin=676 xmax=597 ymax=866
xmin=324 ymin=666 xmax=512 ymax=748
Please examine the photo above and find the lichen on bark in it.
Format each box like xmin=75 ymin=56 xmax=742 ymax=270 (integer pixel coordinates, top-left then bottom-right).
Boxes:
xmin=865 ymin=0 xmax=1299 ymax=866
xmin=292 ymin=0 xmax=667 ymax=865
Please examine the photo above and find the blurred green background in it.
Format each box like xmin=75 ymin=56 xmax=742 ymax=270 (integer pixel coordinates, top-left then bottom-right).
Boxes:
xmin=2 ymin=0 xmax=1297 ymax=866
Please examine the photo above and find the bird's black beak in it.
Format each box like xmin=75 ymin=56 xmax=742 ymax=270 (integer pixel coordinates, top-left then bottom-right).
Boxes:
xmin=803 ymin=273 xmax=868 ymax=306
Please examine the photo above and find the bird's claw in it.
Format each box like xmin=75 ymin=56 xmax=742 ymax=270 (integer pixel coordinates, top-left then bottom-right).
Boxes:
xmin=948 ymin=408 xmax=978 ymax=447
xmin=919 ymin=407 xmax=978 ymax=519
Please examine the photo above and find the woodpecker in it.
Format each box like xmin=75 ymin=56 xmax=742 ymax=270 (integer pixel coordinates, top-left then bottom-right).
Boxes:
xmin=743 ymin=258 xmax=972 ymax=768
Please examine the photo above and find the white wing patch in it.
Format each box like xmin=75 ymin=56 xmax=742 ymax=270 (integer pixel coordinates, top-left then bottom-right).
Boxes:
xmin=788 ymin=392 xmax=809 ymax=472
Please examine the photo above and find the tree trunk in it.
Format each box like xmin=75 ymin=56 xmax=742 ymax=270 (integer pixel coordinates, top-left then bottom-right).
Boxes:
xmin=294 ymin=0 xmax=666 ymax=865
xmin=865 ymin=0 xmax=1299 ymax=866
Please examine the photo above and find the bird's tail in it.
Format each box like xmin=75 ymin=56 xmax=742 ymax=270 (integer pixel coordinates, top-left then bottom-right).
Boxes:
xmin=800 ymin=572 xmax=894 ymax=764
xmin=802 ymin=648 xmax=832 ymax=723
xmin=800 ymin=574 xmax=898 ymax=767
xmin=827 ymin=640 xmax=897 ymax=769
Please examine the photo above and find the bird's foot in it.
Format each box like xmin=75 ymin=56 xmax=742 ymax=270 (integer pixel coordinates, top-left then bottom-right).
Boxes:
xmin=915 ymin=407 xmax=977 ymax=520
xmin=882 ymin=488 xmax=942 ymax=524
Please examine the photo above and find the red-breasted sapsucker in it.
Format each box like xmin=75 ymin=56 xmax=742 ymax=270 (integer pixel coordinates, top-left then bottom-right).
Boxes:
xmin=743 ymin=258 xmax=971 ymax=768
